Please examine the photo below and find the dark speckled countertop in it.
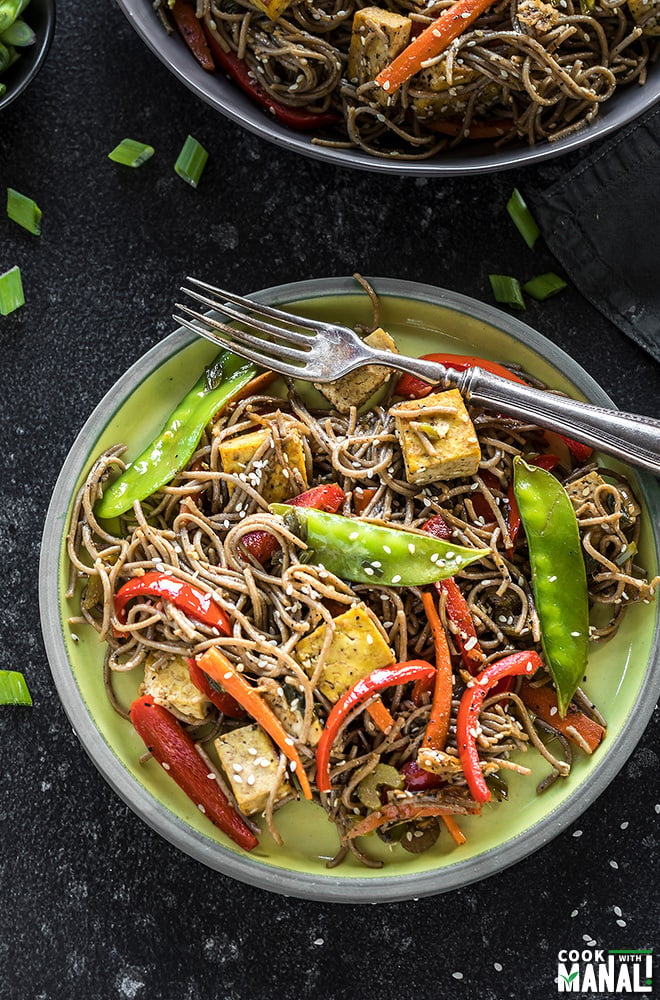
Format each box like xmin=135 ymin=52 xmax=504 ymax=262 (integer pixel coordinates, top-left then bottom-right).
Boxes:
xmin=1 ymin=3 xmax=659 ymax=999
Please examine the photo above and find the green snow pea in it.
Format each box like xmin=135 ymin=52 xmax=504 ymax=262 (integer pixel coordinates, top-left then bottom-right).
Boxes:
xmin=96 ymin=351 xmax=261 ymax=519
xmin=512 ymin=456 xmax=589 ymax=716
xmin=269 ymin=505 xmax=485 ymax=586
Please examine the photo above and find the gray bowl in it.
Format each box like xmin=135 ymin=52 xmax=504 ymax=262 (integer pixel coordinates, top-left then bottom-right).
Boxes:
xmin=0 ymin=0 xmax=55 ymax=112
xmin=116 ymin=0 xmax=660 ymax=176
xmin=40 ymin=277 xmax=660 ymax=902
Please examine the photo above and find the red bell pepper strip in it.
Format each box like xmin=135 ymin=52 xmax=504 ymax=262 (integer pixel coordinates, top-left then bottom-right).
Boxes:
xmin=170 ymin=1 xmax=215 ymax=71
xmin=187 ymin=658 xmax=246 ymax=719
xmin=240 ymin=483 xmax=346 ymax=563
xmin=196 ymin=647 xmax=313 ymax=800
xmin=395 ymin=353 xmax=528 ymax=399
xmin=401 ymin=758 xmax=444 ymax=792
xmin=456 ymin=651 xmax=543 ymax=803
xmin=506 ymin=454 xmax=560 ymax=556
xmin=421 ymin=516 xmax=486 ymax=675
xmin=129 ymin=695 xmax=258 ymax=851
xmin=114 ymin=572 xmax=231 ymax=637
xmin=556 ymin=435 xmax=593 ymax=463
xmin=203 ymin=26 xmax=341 ymax=132
xmin=520 ymin=681 xmax=605 ymax=754
xmin=316 ymin=660 xmax=435 ymax=793
xmin=420 ymin=591 xmax=453 ymax=752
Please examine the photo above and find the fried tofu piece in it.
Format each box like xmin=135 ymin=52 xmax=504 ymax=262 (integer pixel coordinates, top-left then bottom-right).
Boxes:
xmin=516 ymin=0 xmax=561 ymax=33
xmin=214 ymin=724 xmax=292 ymax=816
xmin=391 ymin=388 xmax=481 ymax=484
xmin=347 ymin=8 xmax=412 ymax=89
xmin=295 ymin=605 xmax=394 ymax=703
xmin=219 ymin=424 xmax=308 ymax=502
xmin=316 ymin=328 xmax=399 ymax=414
xmin=566 ymin=470 xmax=640 ymax=519
xmin=139 ymin=654 xmax=211 ymax=723
xmin=251 ymin=0 xmax=292 ymax=19
xmin=628 ymin=0 xmax=660 ymax=34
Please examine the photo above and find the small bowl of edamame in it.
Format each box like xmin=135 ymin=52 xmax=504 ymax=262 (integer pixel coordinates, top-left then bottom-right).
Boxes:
xmin=0 ymin=0 xmax=55 ymax=112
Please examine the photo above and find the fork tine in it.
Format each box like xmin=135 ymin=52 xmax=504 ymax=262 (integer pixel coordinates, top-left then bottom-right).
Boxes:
xmin=184 ymin=277 xmax=324 ymax=333
xmin=174 ymin=303 xmax=311 ymax=365
xmin=174 ymin=314 xmax=308 ymax=379
xmin=180 ymin=286 xmax=315 ymax=348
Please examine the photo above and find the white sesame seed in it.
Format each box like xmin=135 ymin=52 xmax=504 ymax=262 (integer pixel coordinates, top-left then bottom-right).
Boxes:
xmin=383 ymin=545 xmax=392 ymax=554
xmin=494 ymin=963 xmax=503 ymax=972
xmin=548 ymin=575 xmax=558 ymax=583
xmin=572 ymin=829 xmax=583 ymax=838
xmin=616 ymin=919 xmax=627 ymax=928
xmin=247 ymin=775 xmax=255 ymax=786
xmin=655 ymin=804 xmax=660 ymax=814
xmin=162 ymin=762 xmax=171 ymax=771
xmin=614 ymin=906 xmax=622 ymax=917
xmin=366 ymin=634 xmax=374 ymax=644
xmin=248 ymin=747 xmax=258 ymax=756
xmin=620 ymin=821 xmax=629 ymax=830
xmin=289 ymin=761 xmax=297 ymax=772
xmin=198 ymin=804 xmax=206 ymax=814
xmin=452 ymin=972 xmax=464 ymax=980
xmin=570 ymin=910 xmax=578 ymax=918
xmin=392 ymin=575 xmax=401 ymax=583
xmin=314 ymin=938 xmax=324 ymax=946
xmin=408 ymin=543 xmax=416 ymax=554
xmin=349 ymin=532 xmax=359 ymax=540
xmin=233 ymin=763 xmax=243 ymax=772
xmin=430 ymin=553 xmax=439 ymax=563
xmin=207 ymin=773 xmax=216 ymax=780
xmin=609 ymin=860 xmax=619 ymax=869
xmin=364 ymin=567 xmax=374 ymax=576
xmin=570 ymin=631 xmax=581 ymax=637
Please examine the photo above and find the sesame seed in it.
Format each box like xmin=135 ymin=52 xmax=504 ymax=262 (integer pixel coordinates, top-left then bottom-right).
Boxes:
xmin=364 ymin=567 xmax=375 ymax=576
xmin=289 ymin=761 xmax=297 ymax=772
xmin=430 ymin=553 xmax=439 ymax=563
xmin=198 ymin=804 xmax=206 ymax=814
xmin=408 ymin=543 xmax=416 ymax=554
xmin=234 ymin=775 xmax=243 ymax=784
xmin=284 ymin=737 xmax=295 ymax=746
xmin=248 ymin=747 xmax=258 ymax=756
xmin=314 ymin=937 xmax=324 ymax=946
xmin=621 ymin=821 xmax=629 ymax=830
xmin=572 ymin=829 xmax=583 ymax=838
xmin=494 ymin=963 xmax=503 ymax=972
xmin=392 ymin=575 xmax=401 ymax=583
xmin=207 ymin=773 xmax=216 ymax=780
xmin=349 ymin=532 xmax=359 ymax=541
xmin=233 ymin=763 xmax=243 ymax=772
xmin=614 ymin=906 xmax=622 ymax=917
xmin=570 ymin=631 xmax=581 ymax=637
xmin=366 ymin=634 xmax=374 ymax=644
xmin=162 ymin=762 xmax=171 ymax=771
xmin=609 ymin=859 xmax=619 ymax=869
xmin=548 ymin=575 xmax=558 ymax=583
xmin=570 ymin=910 xmax=578 ymax=918
xmin=452 ymin=972 xmax=464 ymax=980
xmin=617 ymin=919 xmax=627 ymax=928
xmin=383 ymin=545 xmax=392 ymax=554
xmin=247 ymin=775 xmax=255 ymax=786
xmin=464 ymin=636 xmax=478 ymax=651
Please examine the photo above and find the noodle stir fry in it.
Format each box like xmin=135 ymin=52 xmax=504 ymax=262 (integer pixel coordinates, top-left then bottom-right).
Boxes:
xmin=154 ymin=0 xmax=659 ymax=158
xmin=66 ymin=298 xmax=657 ymax=864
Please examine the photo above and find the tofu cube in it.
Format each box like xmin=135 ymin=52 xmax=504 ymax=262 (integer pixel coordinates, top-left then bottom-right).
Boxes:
xmin=317 ymin=328 xmax=400 ymax=414
xmin=214 ymin=724 xmax=292 ymax=816
xmin=627 ymin=0 xmax=659 ymax=34
xmin=295 ymin=605 xmax=394 ymax=703
xmin=347 ymin=8 xmax=412 ymax=91
xmin=391 ymin=388 xmax=481 ymax=484
xmin=251 ymin=0 xmax=292 ymax=18
xmin=566 ymin=470 xmax=640 ymax=519
xmin=219 ymin=424 xmax=308 ymax=502
xmin=139 ymin=654 xmax=211 ymax=723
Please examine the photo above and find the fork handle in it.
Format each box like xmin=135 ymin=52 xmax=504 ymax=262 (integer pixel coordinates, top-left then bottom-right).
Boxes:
xmin=373 ymin=353 xmax=660 ymax=477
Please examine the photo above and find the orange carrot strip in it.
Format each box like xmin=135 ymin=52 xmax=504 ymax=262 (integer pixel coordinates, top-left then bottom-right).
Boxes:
xmin=520 ymin=681 xmax=605 ymax=755
xmin=420 ymin=590 xmax=453 ymax=752
xmin=366 ymin=698 xmax=395 ymax=733
xmin=197 ymin=647 xmax=313 ymax=800
xmin=375 ymin=0 xmax=499 ymax=96
xmin=347 ymin=800 xmax=472 ymax=839
xmin=441 ymin=814 xmax=467 ymax=846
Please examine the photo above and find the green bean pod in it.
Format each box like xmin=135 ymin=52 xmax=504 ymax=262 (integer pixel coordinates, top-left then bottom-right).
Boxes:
xmin=269 ymin=505 xmax=486 ymax=585
xmin=512 ymin=456 xmax=589 ymax=716
xmin=96 ymin=351 xmax=260 ymax=519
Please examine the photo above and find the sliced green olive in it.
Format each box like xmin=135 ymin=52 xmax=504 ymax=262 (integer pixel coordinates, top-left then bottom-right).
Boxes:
xmin=357 ymin=764 xmax=404 ymax=810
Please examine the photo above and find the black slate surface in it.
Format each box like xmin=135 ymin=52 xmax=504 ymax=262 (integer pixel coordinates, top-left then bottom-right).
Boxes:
xmin=0 ymin=4 xmax=659 ymax=1000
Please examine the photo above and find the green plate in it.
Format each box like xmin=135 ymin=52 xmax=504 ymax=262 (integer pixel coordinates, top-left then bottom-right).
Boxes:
xmin=40 ymin=278 xmax=660 ymax=902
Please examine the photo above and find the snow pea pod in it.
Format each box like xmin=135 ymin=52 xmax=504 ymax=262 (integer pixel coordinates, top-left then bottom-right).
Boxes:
xmin=96 ymin=351 xmax=262 ymax=519
xmin=269 ymin=505 xmax=486 ymax=586
xmin=512 ymin=456 xmax=589 ymax=716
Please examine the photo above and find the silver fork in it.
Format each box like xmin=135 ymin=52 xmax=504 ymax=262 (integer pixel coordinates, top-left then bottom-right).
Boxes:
xmin=174 ymin=277 xmax=660 ymax=477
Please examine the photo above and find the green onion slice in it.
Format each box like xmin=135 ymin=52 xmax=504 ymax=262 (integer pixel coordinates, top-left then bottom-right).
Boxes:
xmin=507 ymin=188 xmax=541 ymax=249
xmin=7 ymin=186 xmax=41 ymax=234
xmin=0 ymin=18 xmax=35 ymax=45
xmin=0 ymin=669 xmax=32 ymax=706
xmin=489 ymin=274 xmax=526 ymax=311
xmin=522 ymin=272 xmax=567 ymax=301
xmin=0 ymin=265 xmax=24 ymax=315
xmin=174 ymin=135 xmax=208 ymax=189
xmin=614 ymin=541 xmax=638 ymax=567
xmin=108 ymin=139 xmax=155 ymax=168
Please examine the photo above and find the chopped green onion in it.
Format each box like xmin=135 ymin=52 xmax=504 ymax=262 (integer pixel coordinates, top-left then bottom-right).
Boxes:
xmin=507 ymin=188 xmax=541 ymax=249
xmin=7 ymin=187 xmax=41 ymax=235
xmin=108 ymin=139 xmax=155 ymax=168
xmin=0 ymin=18 xmax=35 ymax=45
xmin=489 ymin=274 xmax=526 ymax=310
xmin=614 ymin=541 xmax=638 ymax=567
xmin=522 ymin=272 xmax=567 ymax=301
xmin=0 ymin=264 xmax=24 ymax=315
xmin=0 ymin=669 xmax=32 ymax=706
xmin=0 ymin=82 xmax=6 ymax=98
xmin=174 ymin=135 xmax=208 ymax=189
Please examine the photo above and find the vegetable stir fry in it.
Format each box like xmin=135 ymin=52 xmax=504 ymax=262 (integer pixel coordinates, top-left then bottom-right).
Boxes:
xmin=0 ymin=1 xmax=37 ymax=100
xmin=153 ymin=0 xmax=660 ymax=160
xmin=66 ymin=294 xmax=657 ymax=864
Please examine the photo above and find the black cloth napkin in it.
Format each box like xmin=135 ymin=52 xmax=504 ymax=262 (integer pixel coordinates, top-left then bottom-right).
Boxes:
xmin=528 ymin=106 xmax=660 ymax=364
